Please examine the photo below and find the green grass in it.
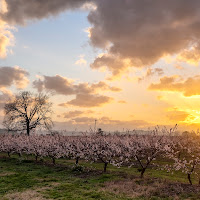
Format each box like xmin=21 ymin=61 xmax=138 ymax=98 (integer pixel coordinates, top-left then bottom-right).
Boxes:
xmin=0 ymin=156 xmax=132 ymax=200
xmin=0 ymin=154 xmax=200 ymax=199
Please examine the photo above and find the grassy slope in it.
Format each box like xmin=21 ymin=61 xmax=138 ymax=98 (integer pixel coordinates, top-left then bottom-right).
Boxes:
xmin=0 ymin=154 xmax=200 ymax=200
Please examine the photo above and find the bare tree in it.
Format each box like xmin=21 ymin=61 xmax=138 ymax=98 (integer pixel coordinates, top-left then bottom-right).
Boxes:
xmin=3 ymin=91 xmax=53 ymax=135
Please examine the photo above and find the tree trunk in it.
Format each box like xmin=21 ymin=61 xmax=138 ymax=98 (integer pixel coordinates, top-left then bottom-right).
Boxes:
xmin=104 ymin=162 xmax=108 ymax=172
xmin=140 ymin=168 xmax=146 ymax=178
xmin=52 ymin=158 xmax=55 ymax=165
xmin=7 ymin=152 xmax=10 ymax=158
xmin=187 ymin=173 xmax=192 ymax=185
xmin=35 ymin=155 xmax=38 ymax=162
xmin=75 ymin=157 xmax=79 ymax=165
xmin=26 ymin=121 xmax=30 ymax=136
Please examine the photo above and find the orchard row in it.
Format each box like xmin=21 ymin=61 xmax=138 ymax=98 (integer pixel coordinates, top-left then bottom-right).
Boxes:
xmin=0 ymin=132 xmax=199 ymax=185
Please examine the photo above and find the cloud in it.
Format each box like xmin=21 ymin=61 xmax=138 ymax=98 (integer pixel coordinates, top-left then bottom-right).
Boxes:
xmin=90 ymin=81 xmax=121 ymax=92
xmin=70 ymin=116 xmax=151 ymax=130
xmin=71 ymin=116 xmax=96 ymax=124
xmin=2 ymin=0 xmax=200 ymax=73
xmin=33 ymin=75 xmax=75 ymax=95
xmin=3 ymin=0 xmax=200 ymax=73
xmin=0 ymin=19 xmax=14 ymax=58
xmin=146 ymin=68 xmax=164 ymax=77
xmin=61 ymin=110 xmax=94 ymax=118
xmin=148 ymin=75 xmax=200 ymax=97
xmin=90 ymin=53 xmax=133 ymax=77
xmin=118 ymin=100 xmax=126 ymax=104
xmin=0 ymin=0 xmax=91 ymax=25
xmin=81 ymin=2 xmax=97 ymax=11
xmin=33 ymin=75 xmax=119 ymax=107
xmin=0 ymin=0 xmax=7 ymax=14
xmin=100 ymin=117 xmax=150 ymax=127
xmin=0 ymin=66 xmax=29 ymax=89
xmin=0 ymin=88 xmax=12 ymax=110
xmin=54 ymin=116 xmax=151 ymax=131
xmin=75 ymin=55 xmax=87 ymax=66
xmin=59 ymin=93 xmax=113 ymax=107
xmin=157 ymin=95 xmax=163 ymax=100
xmin=33 ymin=75 xmax=121 ymax=95
xmin=166 ymin=110 xmax=190 ymax=122
xmin=174 ymin=65 xmax=184 ymax=70
xmin=88 ymin=0 xmax=200 ymax=76
xmin=138 ymin=67 xmax=164 ymax=82
xmin=177 ymin=43 xmax=200 ymax=66
xmin=32 ymin=78 xmax=44 ymax=92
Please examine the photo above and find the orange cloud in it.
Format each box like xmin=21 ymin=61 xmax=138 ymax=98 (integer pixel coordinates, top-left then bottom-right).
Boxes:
xmin=0 ymin=20 xmax=14 ymax=58
xmin=166 ymin=110 xmax=190 ymax=122
xmin=60 ymin=110 xmax=94 ymax=118
xmin=148 ymin=75 xmax=200 ymax=97
xmin=178 ymin=44 xmax=200 ymax=66
xmin=118 ymin=100 xmax=126 ymax=104
xmin=157 ymin=95 xmax=163 ymax=100
xmin=90 ymin=54 xmax=133 ymax=77
xmin=75 ymin=55 xmax=87 ymax=66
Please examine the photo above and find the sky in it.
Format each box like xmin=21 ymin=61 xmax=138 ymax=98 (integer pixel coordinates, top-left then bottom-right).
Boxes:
xmin=1 ymin=0 xmax=200 ymax=132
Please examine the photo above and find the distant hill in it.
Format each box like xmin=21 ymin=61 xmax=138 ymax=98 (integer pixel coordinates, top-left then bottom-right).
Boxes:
xmin=0 ymin=129 xmax=17 ymax=134
xmin=0 ymin=129 xmax=7 ymax=134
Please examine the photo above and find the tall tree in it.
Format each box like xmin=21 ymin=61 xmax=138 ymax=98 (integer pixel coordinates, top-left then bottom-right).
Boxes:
xmin=3 ymin=91 xmax=53 ymax=135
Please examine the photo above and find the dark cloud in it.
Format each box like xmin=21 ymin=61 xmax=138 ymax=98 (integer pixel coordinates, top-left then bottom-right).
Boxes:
xmin=89 ymin=0 xmax=200 ymax=75
xmin=33 ymin=75 xmax=121 ymax=95
xmin=90 ymin=54 xmax=132 ymax=76
xmin=32 ymin=78 xmax=44 ymax=93
xmin=1 ymin=0 xmax=91 ymax=25
xmin=33 ymin=75 xmax=118 ymax=107
xmin=33 ymin=75 xmax=75 ymax=95
xmin=148 ymin=75 xmax=200 ymax=97
xmin=59 ymin=93 xmax=113 ymax=107
xmin=0 ymin=66 xmax=29 ymax=88
xmin=3 ymin=0 xmax=200 ymax=75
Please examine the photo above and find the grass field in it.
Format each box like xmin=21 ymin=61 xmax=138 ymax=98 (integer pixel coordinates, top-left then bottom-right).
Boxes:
xmin=0 ymin=154 xmax=200 ymax=200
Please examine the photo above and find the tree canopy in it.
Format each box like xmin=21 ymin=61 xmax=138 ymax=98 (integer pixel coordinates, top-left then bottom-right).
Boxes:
xmin=3 ymin=91 xmax=53 ymax=135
